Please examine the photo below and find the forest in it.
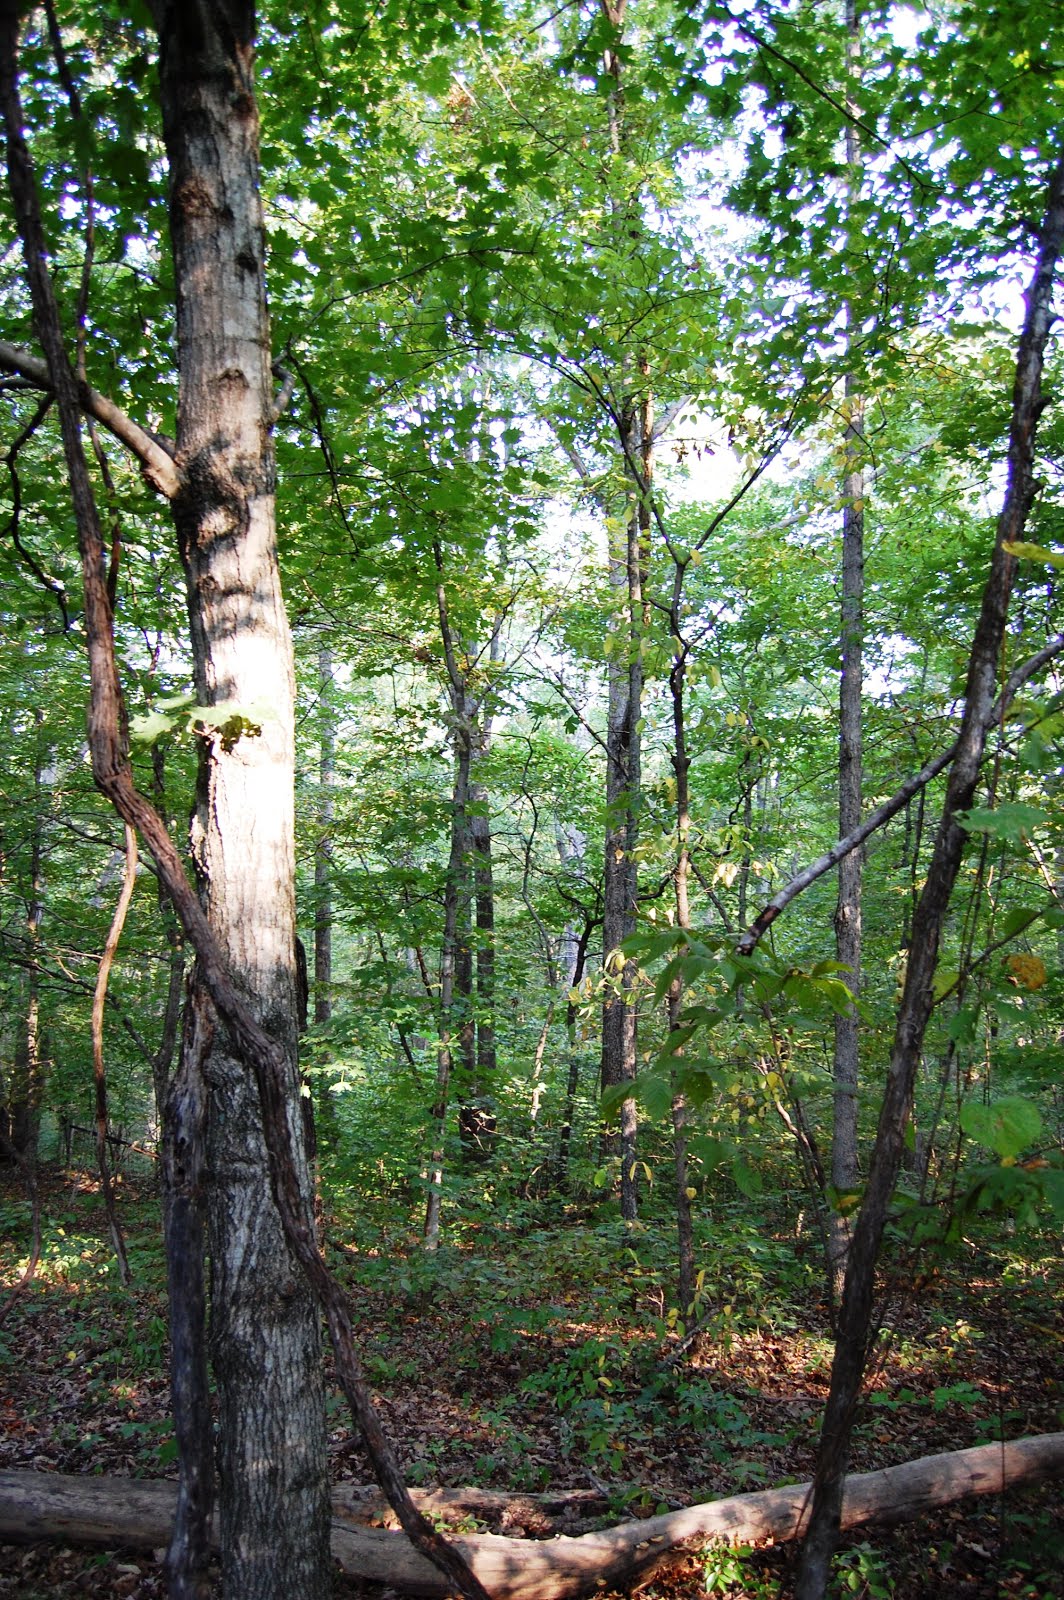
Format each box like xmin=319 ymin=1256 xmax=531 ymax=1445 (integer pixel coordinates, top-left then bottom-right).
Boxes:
xmin=0 ymin=1 xmax=1063 ymax=1598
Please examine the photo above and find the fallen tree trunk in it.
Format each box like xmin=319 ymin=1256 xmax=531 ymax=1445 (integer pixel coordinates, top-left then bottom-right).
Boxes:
xmin=2 ymin=1433 xmax=1062 ymax=1599
xmin=332 ymin=1482 xmax=609 ymax=1534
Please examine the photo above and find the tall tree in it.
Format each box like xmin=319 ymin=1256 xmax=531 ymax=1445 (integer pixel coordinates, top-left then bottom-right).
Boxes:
xmin=829 ymin=0 xmax=866 ymax=1302
xmin=795 ymin=149 xmax=1064 ymax=1600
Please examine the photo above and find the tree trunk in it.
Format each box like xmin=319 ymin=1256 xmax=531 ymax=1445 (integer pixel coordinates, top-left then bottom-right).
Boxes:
xmin=150 ymin=8 xmax=330 ymax=1595
xmin=468 ymin=703 xmax=498 ymax=1152
xmin=597 ymin=0 xmax=646 ymax=1225
xmin=795 ymin=150 xmax=1064 ymax=1600
xmin=601 ymin=386 xmax=648 ymax=1223
xmin=557 ymin=916 xmax=593 ymax=1185
xmin=829 ymin=0 xmax=866 ymax=1309
xmin=666 ymin=637 xmax=696 ymax=1318
xmin=0 ymin=14 xmax=488 ymax=1600
xmin=314 ymin=642 xmax=335 ymax=1030
xmin=5 ymin=1434 xmax=1063 ymax=1599
xmin=425 ymin=724 xmax=471 ymax=1248
xmin=148 ymin=748 xmax=186 ymax=1131
xmin=91 ymin=822 xmax=136 ymax=1288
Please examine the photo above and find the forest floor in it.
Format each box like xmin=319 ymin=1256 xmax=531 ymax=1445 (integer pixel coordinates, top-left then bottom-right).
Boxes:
xmin=1 ymin=1162 xmax=1062 ymax=1600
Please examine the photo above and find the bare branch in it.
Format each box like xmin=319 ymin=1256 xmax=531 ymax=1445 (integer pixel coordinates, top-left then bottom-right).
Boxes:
xmin=0 ymin=339 xmax=180 ymax=498
xmin=650 ymin=396 xmax=686 ymax=443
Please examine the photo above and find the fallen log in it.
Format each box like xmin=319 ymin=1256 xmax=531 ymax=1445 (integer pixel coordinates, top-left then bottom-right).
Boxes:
xmin=1 ymin=1433 xmax=1062 ymax=1599
xmin=332 ymin=1482 xmax=609 ymax=1534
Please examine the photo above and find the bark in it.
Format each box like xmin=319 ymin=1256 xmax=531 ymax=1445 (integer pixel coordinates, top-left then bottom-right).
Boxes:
xmin=468 ymin=701 xmax=498 ymax=1149
xmin=598 ymin=1 xmax=645 ymax=1225
xmin=4 ymin=1434 xmax=1063 ymax=1598
xmin=795 ymin=151 xmax=1064 ymax=1600
xmin=332 ymin=1482 xmax=608 ymax=1533
xmin=601 ymin=385 xmax=648 ymax=1223
xmin=148 ymin=9 xmax=330 ymax=1594
xmin=148 ymin=745 xmax=185 ymax=1128
xmin=557 ymin=915 xmax=594 ymax=1185
xmin=160 ymin=988 xmax=214 ymax=1600
xmin=435 ymin=557 xmax=500 ymax=1162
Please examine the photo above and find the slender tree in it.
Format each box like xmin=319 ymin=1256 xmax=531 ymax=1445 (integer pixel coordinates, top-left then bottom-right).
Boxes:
xmin=795 ymin=149 xmax=1064 ymax=1600
xmin=829 ymin=0 xmax=866 ymax=1302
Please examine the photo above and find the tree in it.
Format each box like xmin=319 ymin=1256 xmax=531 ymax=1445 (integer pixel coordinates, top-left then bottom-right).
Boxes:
xmin=0 ymin=8 xmax=490 ymax=1600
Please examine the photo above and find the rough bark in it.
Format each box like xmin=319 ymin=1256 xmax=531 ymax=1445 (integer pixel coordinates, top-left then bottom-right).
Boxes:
xmin=160 ymin=988 xmax=214 ymax=1600
xmin=148 ymin=9 xmax=330 ymax=1594
xmin=795 ymin=151 xmax=1064 ymax=1600
xmin=4 ymin=1434 xmax=1063 ymax=1598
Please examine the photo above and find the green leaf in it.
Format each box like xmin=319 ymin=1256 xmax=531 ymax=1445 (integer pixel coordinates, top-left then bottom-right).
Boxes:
xmin=730 ymin=1158 xmax=762 ymax=1198
xmin=960 ymin=1095 xmax=1043 ymax=1159
xmin=129 ymin=710 xmax=176 ymax=746
xmin=956 ymin=802 xmax=1048 ymax=842
xmin=999 ymin=906 xmax=1041 ymax=940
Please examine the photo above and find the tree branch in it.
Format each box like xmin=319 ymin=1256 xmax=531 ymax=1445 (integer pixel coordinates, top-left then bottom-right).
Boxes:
xmin=0 ymin=339 xmax=180 ymax=498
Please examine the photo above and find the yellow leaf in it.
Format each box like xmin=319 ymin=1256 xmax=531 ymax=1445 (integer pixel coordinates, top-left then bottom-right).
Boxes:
xmin=1006 ymin=952 xmax=1046 ymax=990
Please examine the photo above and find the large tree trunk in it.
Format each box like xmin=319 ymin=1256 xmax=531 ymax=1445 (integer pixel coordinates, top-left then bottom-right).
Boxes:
xmin=4 ymin=1434 xmax=1063 ymax=1599
xmin=149 ymin=7 xmax=330 ymax=1596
